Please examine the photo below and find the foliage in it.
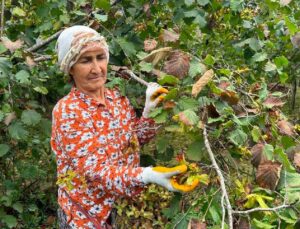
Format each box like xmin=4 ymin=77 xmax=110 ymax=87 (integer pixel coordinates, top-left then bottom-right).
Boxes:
xmin=1 ymin=0 xmax=300 ymax=228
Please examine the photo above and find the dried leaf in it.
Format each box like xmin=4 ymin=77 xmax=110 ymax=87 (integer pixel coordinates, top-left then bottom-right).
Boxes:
xmin=277 ymin=120 xmax=295 ymax=136
xmin=293 ymin=153 xmax=300 ymax=169
xmin=234 ymin=218 xmax=250 ymax=229
xmin=142 ymin=47 xmax=172 ymax=66
xmin=263 ymin=96 xmax=285 ymax=108
xmin=192 ymin=69 xmax=214 ymax=97
xmin=178 ymin=110 xmax=199 ymax=126
xmin=151 ymin=69 xmax=165 ymax=77
xmin=218 ymin=81 xmax=230 ymax=90
xmin=160 ymin=29 xmax=180 ymax=43
xmin=280 ymin=0 xmax=292 ymax=6
xmin=25 ymin=56 xmax=36 ymax=68
xmin=1 ymin=37 xmax=23 ymax=52
xmin=163 ymin=50 xmax=190 ymax=79
xmin=143 ymin=3 xmax=151 ymax=17
xmin=291 ymin=32 xmax=300 ymax=48
xmin=251 ymin=143 xmax=267 ymax=167
xmin=256 ymin=160 xmax=282 ymax=190
xmin=4 ymin=112 xmax=16 ymax=126
xmin=187 ymin=219 xmax=206 ymax=229
xmin=144 ymin=39 xmax=157 ymax=52
xmin=220 ymin=90 xmax=239 ymax=105
xmin=163 ymin=101 xmax=176 ymax=109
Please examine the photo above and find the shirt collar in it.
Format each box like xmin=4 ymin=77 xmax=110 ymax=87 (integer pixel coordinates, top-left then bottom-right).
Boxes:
xmin=71 ymin=86 xmax=113 ymax=107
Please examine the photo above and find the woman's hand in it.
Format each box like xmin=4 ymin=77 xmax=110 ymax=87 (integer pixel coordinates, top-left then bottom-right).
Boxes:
xmin=142 ymin=82 xmax=168 ymax=118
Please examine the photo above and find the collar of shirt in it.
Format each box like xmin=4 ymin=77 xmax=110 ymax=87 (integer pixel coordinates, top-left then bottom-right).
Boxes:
xmin=70 ymin=86 xmax=114 ymax=108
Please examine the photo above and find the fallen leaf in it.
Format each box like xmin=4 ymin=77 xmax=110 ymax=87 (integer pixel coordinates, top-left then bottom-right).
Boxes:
xmin=263 ymin=96 xmax=285 ymax=108
xmin=220 ymin=90 xmax=239 ymax=105
xmin=256 ymin=160 xmax=282 ymax=190
xmin=159 ymin=29 xmax=180 ymax=43
xmin=144 ymin=39 xmax=157 ymax=52
xmin=4 ymin=112 xmax=16 ymax=126
xmin=163 ymin=50 xmax=190 ymax=79
xmin=192 ymin=69 xmax=214 ymax=97
xmin=251 ymin=143 xmax=266 ymax=168
xmin=1 ymin=37 xmax=23 ymax=52
xmin=142 ymin=47 xmax=172 ymax=66
xmin=280 ymin=0 xmax=292 ymax=6
xmin=25 ymin=56 xmax=36 ymax=68
xmin=277 ymin=120 xmax=295 ymax=136
xmin=187 ymin=219 xmax=206 ymax=229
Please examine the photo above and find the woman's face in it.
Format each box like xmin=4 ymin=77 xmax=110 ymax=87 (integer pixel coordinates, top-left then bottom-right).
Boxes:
xmin=69 ymin=48 xmax=108 ymax=94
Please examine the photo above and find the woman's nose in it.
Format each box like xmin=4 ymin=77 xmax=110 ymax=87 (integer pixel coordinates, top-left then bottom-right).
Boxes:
xmin=91 ymin=60 xmax=102 ymax=73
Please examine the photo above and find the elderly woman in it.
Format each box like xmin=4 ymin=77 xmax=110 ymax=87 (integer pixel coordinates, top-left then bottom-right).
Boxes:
xmin=51 ymin=25 xmax=198 ymax=228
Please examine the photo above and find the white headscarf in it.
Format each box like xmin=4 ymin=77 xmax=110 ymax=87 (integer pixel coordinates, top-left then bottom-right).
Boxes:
xmin=56 ymin=25 xmax=109 ymax=74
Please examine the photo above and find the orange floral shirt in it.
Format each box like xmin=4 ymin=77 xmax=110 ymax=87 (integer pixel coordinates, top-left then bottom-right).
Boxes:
xmin=51 ymin=87 xmax=156 ymax=228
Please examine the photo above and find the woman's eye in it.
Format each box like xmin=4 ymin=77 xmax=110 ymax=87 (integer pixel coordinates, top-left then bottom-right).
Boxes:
xmin=97 ymin=55 xmax=105 ymax=60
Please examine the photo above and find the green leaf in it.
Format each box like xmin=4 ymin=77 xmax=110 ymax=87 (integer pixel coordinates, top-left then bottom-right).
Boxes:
xmin=0 ymin=57 xmax=12 ymax=78
xmin=148 ymin=107 xmax=163 ymax=118
xmin=116 ymin=38 xmax=137 ymax=57
xmin=15 ymin=70 xmax=30 ymax=84
xmin=0 ymin=43 xmax=7 ymax=54
xmin=285 ymin=16 xmax=297 ymax=36
xmin=177 ymin=97 xmax=198 ymax=111
xmin=93 ymin=0 xmax=110 ymax=11
xmin=274 ymin=148 xmax=294 ymax=172
xmin=94 ymin=14 xmax=108 ymax=22
xmin=2 ymin=215 xmax=17 ymax=228
xmin=204 ymin=54 xmax=215 ymax=66
xmin=252 ymin=218 xmax=275 ymax=229
xmin=12 ymin=202 xmax=23 ymax=213
xmin=180 ymin=109 xmax=199 ymax=125
xmin=33 ymin=86 xmax=48 ymax=94
xmin=251 ymin=126 xmax=261 ymax=143
xmin=0 ymin=144 xmax=10 ymax=157
xmin=8 ymin=122 xmax=29 ymax=140
xmin=229 ymin=129 xmax=247 ymax=146
xmin=230 ymin=0 xmax=244 ymax=12
xmin=21 ymin=110 xmax=41 ymax=126
xmin=279 ymin=73 xmax=288 ymax=83
xmin=158 ymin=74 xmax=179 ymax=86
xmin=164 ymin=88 xmax=178 ymax=100
xmin=156 ymin=137 xmax=169 ymax=153
xmin=139 ymin=61 xmax=153 ymax=73
xmin=197 ymin=0 xmax=210 ymax=6
xmin=189 ymin=58 xmax=205 ymax=78
xmin=274 ymin=56 xmax=289 ymax=69
xmin=12 ymin=7 xmax=26 ymax=17
xmin=153 ymin=110 xmax=168 ymax=123
xmin=251 ymin=52 xmax=268 ymax=62
xmin=162 ymin=193 xmax=182 ymax=218
xmin=185 ymin=0 xmax=194 ymax=6
xmin=249 ymin=38 xmax=262 ymax=51
xmin=264 ymin=61 xmax=277 ymax=72
xmin=263 ymin=144 xmax=274 ymax=160
xmin=187 ymin=139 xmax=204 ymax=161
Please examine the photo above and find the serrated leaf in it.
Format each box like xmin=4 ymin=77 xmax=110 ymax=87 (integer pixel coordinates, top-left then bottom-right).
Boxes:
xmin=0 ymin=144 xmax=10 ymax=157
xmin=264 ymin=61 xmax=277 ymax=72
xmin=177 ymin=97 xmax=199 ymax=110
xmin=229 ymin=129 xmax=247 ymax=146
xmin=116 ymin=38 xmax=137 ymax=58
xmin=12 ymin=7 xmax=26 ymax=17
xmin=2 ymin=37 xmax=23 ymax=52
xmin=158 ymin=74 xmax=179 ymax=86
xmin=256 ymin=160 xmax=282 ymax=190
xmin=197 ymin=0 xmax=209 ymax=6
xmin=277 ymin=120 xmax=295 ymax=136
xmin=160 ymin=29 xmax=180 ymax=43
xmin=138 ymin=61 xmax=153 ymax=73
xmin=12 ymin=202 xmax=23 ymax=213
xmin=274 ymin=148 xmax=295 ymax=172
xmin=15 ymin=70 xmax=30 ymax=84
xmin=230 ymin=0 xmax=244 ymax=12
xmin=163 ymin=51 xmax=190 ymax=79
xmin=144 ymin=39 xmax=157 ymax=52
xmin=185 ymin=0 xmax=194 ymax=6
xmin=252 ymin=218 xmax=275 ymax=229
xmin=21 ymin=110 xmax=41 ymax=126
xmin=8 ymin=122 xmax=29 ymax=140
xmin=189 ymin=58 xmax=206 ymax=78
xmin=285 ymin=16 xmax=297 ymax=36
xmin=33 ymin=86 xmax=48 ymax=94
xmin=263 ymin=96 xmax=285 ymax=108
xmin=204 ymin=54 xmax=215 ymax=66
xmin=178 ymin=109 xmax=199 ymax=126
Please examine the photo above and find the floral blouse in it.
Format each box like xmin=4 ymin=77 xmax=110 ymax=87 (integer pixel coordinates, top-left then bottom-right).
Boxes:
xmin=51 ymin=87 xmax=156 ymax=228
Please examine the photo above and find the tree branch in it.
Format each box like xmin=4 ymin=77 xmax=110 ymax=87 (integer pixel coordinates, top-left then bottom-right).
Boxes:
xmin=203 ymin=125 xmax=233 ymax=229
xmin=26 ymin=30 xmax=62 ymax=53
xmin=232 ymin=204 xmax=291 ymax=214
xmin=1 ymin=0 xmax=4 ymax=37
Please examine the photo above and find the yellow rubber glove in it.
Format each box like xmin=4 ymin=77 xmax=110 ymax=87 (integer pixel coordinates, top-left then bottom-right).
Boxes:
xmin=141 ymin=165 xmax=199 ymax=192
xmin=142 ymin=82 xmax=169 ymax=118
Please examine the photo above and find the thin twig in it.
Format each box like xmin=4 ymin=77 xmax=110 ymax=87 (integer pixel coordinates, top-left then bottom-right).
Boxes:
xmin=26 ymin=30 xmax=62 ymax=52
xmin=0 ymin=0 xmax=4 ymax=37
xmin=203 ymin=125 xmax=233 ymax=228
xmin=122 ymin=70 xmax=149 ymax=87
xmin=232 ymin=204 xmax=291 ymax=214
xmin=34 ymin=55 xmax=52 ymax=62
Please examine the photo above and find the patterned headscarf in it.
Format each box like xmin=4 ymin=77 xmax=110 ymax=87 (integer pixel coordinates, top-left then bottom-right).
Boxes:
xmin=56 ymin=25 xmax=109 ymax=74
